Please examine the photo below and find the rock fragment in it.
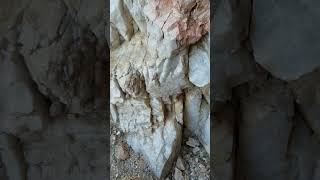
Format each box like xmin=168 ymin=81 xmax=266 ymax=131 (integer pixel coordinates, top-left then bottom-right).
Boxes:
xmin=176 ymin=157 xmax=186 ymax=171
xmin=186 ymin=138 xmax=199 ymax=148
xmin=116 ymin=142 xmax=130 ymax=160
xmin=174 ymin=168 xmax=184 ymax=180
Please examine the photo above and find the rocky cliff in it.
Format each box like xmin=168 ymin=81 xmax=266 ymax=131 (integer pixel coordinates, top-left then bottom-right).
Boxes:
xmin=110 ymin=0 xmax=210 ymax=179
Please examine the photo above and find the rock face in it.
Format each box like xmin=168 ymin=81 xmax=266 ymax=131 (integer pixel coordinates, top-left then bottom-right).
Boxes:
xmin=110 ymin=0 xmax=210 ymax=178
xmin=213 ymin=1 xmax=320 ymax=180
xmin=0 ymin=0 xmax=107 ymax=179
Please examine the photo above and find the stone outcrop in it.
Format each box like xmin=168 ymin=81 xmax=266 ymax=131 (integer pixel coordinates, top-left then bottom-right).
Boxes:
xmin=110 ymin=0 xmax=210 ymax=178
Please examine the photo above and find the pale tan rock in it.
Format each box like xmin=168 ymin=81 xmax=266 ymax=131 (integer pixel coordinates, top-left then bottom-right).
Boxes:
xmin=110 ymin=0 xmax=134 ymax=41
xmin=174 ymin=167 xmax=184 ymax=180
xmin=201 ymin=84 xmax=210 ymax=104
xmin=143 ymin=0 xmax=210 ymax=57
xmin=186 ymin=137 xmax=200 ymax=148
xmin=150 ymin=97 xmax=165 ymax=125
xmin=176 ymin=156 xmax=186 ymax=171
xmin=185 ymin=87 xmax=210 ymax=154
xmin=110 ymin=0 xmax=210 ymax=178
xmin=116 ymin=141 xmax=130 ymax=160
xmin=123 ymin=0 xmax=147 ymax=33
xmin=117 ymin=68 xmax=147 ymax=98
xmin=110 ymin=77 xmax=125 ymax=104
xmin=143 ymin=49 xmax=189 ymax=98
xmin=126 ymin=113 xmax=182 ymax=178
xmin=110 ymin=24 xmax=121 ymax=49
xmin=117 ymin=98 xmax=152 ymax=133
xmin=174 ymin=95 xmax=184 ymax=125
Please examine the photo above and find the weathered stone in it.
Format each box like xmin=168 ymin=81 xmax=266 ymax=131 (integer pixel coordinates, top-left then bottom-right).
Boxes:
xmin=123 ymin=0 xmax=147 ymax=33
xmin=186 ymin=137 xmax=199 ymax=148
xmin=142 ymin=0 xmax=209 ymax=59
xmin=150 ymin=97 xmax=165 ymax=124
xmin=116 ymin=141 xmax=130 ymax=160
xmin=174 ymin=167 xmax=184 ymax=180
xmin=110 ymin=0 xmax=210 ymax=178
xmin=176 ymin=157 xmax=185 ymax=171
xmin=126 ymin=113 xmax=182 ymax=178
xmin=117 ymin=98 xmax=152 ymax=133
xmin=185 ymin=87 xmax=210 ymax=153
xmin=188 ymin=35 xmax=210 ymax=87
xmin=174 ymin=95 xmax=184 ymax=125
xmin=110 ymin=0 xmax=134 ymax=41
xmin=110 ymin=24 xmax=121 ymax=49
xmin=110 ymin=77 xmax=125 ymax=104
xmin=143 ymin=49 xmax=189 ymax=98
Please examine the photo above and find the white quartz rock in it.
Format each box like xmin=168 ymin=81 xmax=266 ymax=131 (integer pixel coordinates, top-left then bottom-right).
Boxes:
xmin=110 ymin=24 xmax=120 ymax=49
xmin=185 ymin=87 xmax=210 ymax=154
xmin=188 ymin=35 xmax=210 ymax=87
xmin=123 ymin=0 xmax=147 ymax=33
xmin=110 ymin=0 xmax=133 ymax=41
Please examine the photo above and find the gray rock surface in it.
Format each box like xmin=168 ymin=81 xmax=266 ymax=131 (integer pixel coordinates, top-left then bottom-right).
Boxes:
xmin=251 ymin=0 xmax=320 ymax=80
xmin=213 ymin=1 xmax=320 ymax=179
xmin=237 ymin=82 xmax=294 ymax=180
xmin=0 ymin=0 xmax=107 ymax=179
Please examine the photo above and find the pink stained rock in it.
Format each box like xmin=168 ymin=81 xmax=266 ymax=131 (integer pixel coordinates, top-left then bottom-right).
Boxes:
xmin=144 ymin=0 xmax=209 ymax=45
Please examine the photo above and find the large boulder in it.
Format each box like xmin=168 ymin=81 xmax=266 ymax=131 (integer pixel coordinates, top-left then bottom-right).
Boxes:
xmin=251 ymin=0 xmax=320 ymax=80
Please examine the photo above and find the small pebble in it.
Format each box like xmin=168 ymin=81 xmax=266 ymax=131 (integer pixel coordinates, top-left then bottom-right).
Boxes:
xmin=199 ymin=164 xmax=207 ymax=173
xmin=176 ymin=157 xmax=185 ymax=171
xmin=186 ymin=138 xmax=199 ymax=148
xmin=192 ymin=147 xmax=200 ymax=154
xmin=174 ymin=168 xmax=184 ymax=180
xmin=116 ymin=142 xmax=130 ymax=160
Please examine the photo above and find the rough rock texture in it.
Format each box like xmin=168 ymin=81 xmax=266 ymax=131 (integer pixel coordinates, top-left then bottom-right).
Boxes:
xmin=110 ymin=0 xmax=210 ymax=178
xmin=213 ymin=0 xmax=320 ymax=180
xmin=0 ymin=0 xmax=107 ymax=179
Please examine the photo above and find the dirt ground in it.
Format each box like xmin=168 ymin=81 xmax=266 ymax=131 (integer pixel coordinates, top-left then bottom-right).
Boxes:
xmin=111 ymin=121 xmax=210 ymax=180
